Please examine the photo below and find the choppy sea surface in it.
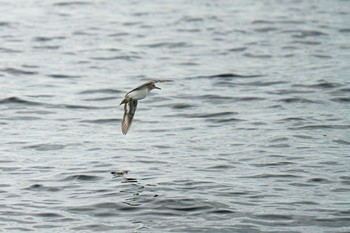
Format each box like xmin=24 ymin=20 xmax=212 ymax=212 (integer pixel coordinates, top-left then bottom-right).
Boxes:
xmin=1 ymin=0 xmax=350 ymax=232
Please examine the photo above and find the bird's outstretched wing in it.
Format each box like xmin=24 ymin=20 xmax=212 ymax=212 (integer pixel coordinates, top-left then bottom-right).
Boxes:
xmin=121 ymin=100 xmax=138 ymax=135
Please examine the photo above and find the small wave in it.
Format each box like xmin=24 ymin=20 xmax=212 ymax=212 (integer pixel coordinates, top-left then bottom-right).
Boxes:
xmin=169 ymin=103 xmax=196 ymax=109
xmin=308 ymin=178 xmax=331 ymax=184
xmin=24 ymin=184 xmax=61 ymax=192
xmin=53 ymin=1 xmax=93 ymax=6
xmin=228 ymin=47 xmax=247 ymax=52
xmin=33 ymin=36 xmax=65 ymax=42
xmin=0 ymin=67 xmax=38 ymax=76
xmin=290 ymin=124 xmax=350 ymax=130
xmin=283 ymin=29 xmax=328 ymax=38
xmin=33 ymin=45 xmax=61 ymax=50
xmin=278 ymin=97 xmax=321 ymax=104
xmin=34 ymin=212 xmax=63 ymax=218
xmin=206 ymin=118 xmax=243 ymax=123
xmin=0 ymin=97 xmax=42 ymax=106
xmin=0 ymin=47 xmax=21 ymax=53
xmin=170 ymin=111 xmax=236 ymax=119
xmin=291 ymin=40 xmax=322 ymax=45
xmin=188 ymin=73 xmax=262 ymax=80
xmin=90 ymin=55 xmax=141 ymax=61
xmin=254 ymin=213 xmax=294 ymax=220
xmin=331 ymin=97 xmax=350 ymax=103
xmin=23 ymin=143 xmax=66 ymax=151
xmin=0 ymin=21 xmax=13 ymax=27
xmin=332 ymin=139 xmax=350 ymax=145
xmin=243 ymin=53 xmax=272 ymax=59
xmin=61 ymin=174 xmax=103 ymax=181
xmin=47 ymin=74 xmax=81 ymax=79
xmin=242 ymin=174 xmax=302 ymax=179
xmin=79 ymin=88 xmax=122 ymax=94
xmin=140 ymin=42 xmax=190 ymax=49
xmin=80 ymin=118 xmax=117 ymax=124
xmin=303 ymin=82 xmax=341 ymax=89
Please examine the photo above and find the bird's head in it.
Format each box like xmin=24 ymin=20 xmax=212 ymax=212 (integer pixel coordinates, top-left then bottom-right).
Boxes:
xmin=148 ymin=82 xmax=161 ymax=90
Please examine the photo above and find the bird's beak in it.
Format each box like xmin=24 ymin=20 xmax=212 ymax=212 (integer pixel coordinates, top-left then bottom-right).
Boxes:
xmin=154 ymin=86 xmax=161 ymax=90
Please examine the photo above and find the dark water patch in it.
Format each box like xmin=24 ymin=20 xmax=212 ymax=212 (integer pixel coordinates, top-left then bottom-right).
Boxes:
xmin=243 ymin=53 xmax=272 ymax=59
xmin=277 ymin=117 xmax=306 ymax=122
xmin=0 ymin=47 xmax=21 ymax=53
xmin=290 ymin=124 xmax=350 ymax=130
xmin=169 ymin=103 xmax=196 ymax=109
xmin=67 ymin=202 xmax=137 ymax=214
xmin=53 ymin=1 xmax=93 ymax=6
xmin=331 ymin=97 xmax=350 ymax=103
xmin=5 ymin=116 xmax=41 ymax=121
xmin=24 ymin=184 xmax=61 ymax=192
xmin=254 ymin=27 xmax=279 ymax=33
xmin=80 ymin=118 xmax=117 ymax=124
xmin=252 ymin=161 xmax=295 ymax=167
xmin=79 ymin=88 xmax=122 ymax=94
xmin=252 ymin=20 xmax=274 ymax=24
xmin=108 ymin=32 xmax=130 ymax=37
xmin=177 ymin=62 xmax=199 ymax=66
xmin=34 ymin=212 xmax=63 ymax=218
xmin=339 ymin=28 xmax=350 ymax=33
xmin=254 ymin=213 xmax=294 ymax=220
xmin=23 ymin=143 xmax=66 ymax=151
xmin=33 ymin=36 xmax=65 ymax=42
xmin=0 ymin=166 xmax=19 ymax=172
xmin=242 ymin=174 xmax=302 ymax=179
xmin=178 ymin=16 xmax=204 ymax=23
xmin=291 ymin=40 xmax=322 ymax=45
xmin=4 ymin=227 xmax=32 ymax=232
xmin=47 ymin=74 xmax=81 ymax=79
xmin=240 ymin=80 xmax=288 ymax=87
xmin=140 ymin=42 xmax=190 ymax=49
xmin=17 ymin=110 xmax=54 ymax=115
xmin=206 ymin=117 xmax=243 ymax=123
xmin=90 ymin=55 xmax=141 ymax=61
xmin=0 ymin=97 xmax=42 ymax=106
xmin=312 ymin=54 xmax=332 ymax=59
xmin=302 ymin=81 xmax=341 ymax=89
xmin=333 ymin=139 xmax=350 ymax=145
xmin=283 ymin=29 xmax=328 ymax=38
xmin=61 ymin=174 xmax=103 ymax=181
xmin=289 ymin=201 xmax=319 ymax=206
xmin=188 ymin=73 xmax=262 ymax=80
xmin=308 ymin=178 xmax=332 ymax=184
xmin=207 ymin=209 xmax=235 ymax=214
xmin=228 ymin=47 xmax=247 ymax=52
xmin=60 ymin=104 xmax=106 ymax=109
xmin=0 ymin=21 xmax=13 ymax=27
xmin=204 ymin=164 xmax=235 ymax=171
xmin=33 ymin=45 xmax=61 ymax=50
xmin=71 ymin=224 xmax=116 ymax=232
xmin=0 ymin=67 xmax=38 ymax=76
xmin=278 ymin=97 xmax=321 ymax=104
xmin=268 ymin=89 xmax=314 ymax=94
xmin=153 ymin=198 xmax=219 ymax=214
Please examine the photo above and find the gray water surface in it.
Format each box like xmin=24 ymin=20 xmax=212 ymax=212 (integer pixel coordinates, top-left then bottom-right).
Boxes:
xmin=1 ymin=0 xmax=350 ymax=232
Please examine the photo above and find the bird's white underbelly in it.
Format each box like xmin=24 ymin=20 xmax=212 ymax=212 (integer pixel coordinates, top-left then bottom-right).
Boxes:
xmin=127 ymin=88 xmax=149 ymax=100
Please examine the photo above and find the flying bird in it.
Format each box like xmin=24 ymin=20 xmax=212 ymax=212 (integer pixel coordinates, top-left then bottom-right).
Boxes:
xmin=120 ymin=80 xmax=172 ymax=134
